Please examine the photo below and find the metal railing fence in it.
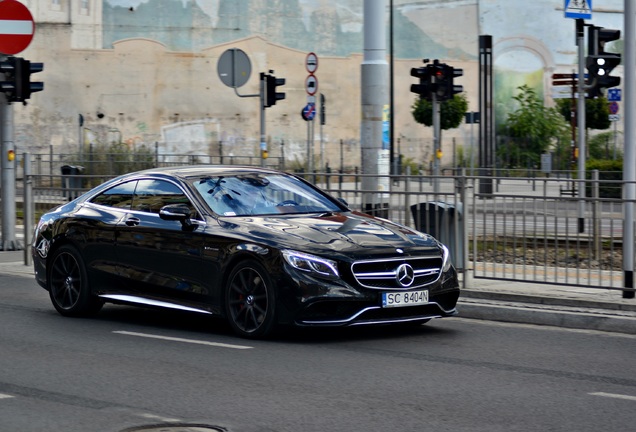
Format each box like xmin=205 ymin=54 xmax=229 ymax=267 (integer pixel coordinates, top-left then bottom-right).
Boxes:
xmin=24 ymin=149 xmax=287 ymax=180
xmin=15 ymin=157 xmax=635 ymax=296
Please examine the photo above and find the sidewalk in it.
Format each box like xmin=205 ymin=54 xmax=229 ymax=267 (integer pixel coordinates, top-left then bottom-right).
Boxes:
xmin=0 ymin=251 xmax=35 ymax=277
xmin=2 ymin=250 xmax=635 ymax=334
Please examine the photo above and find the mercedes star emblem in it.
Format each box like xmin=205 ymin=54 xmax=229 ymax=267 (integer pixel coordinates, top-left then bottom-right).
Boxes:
xmin=396 ymin=263 xmax=415 ymax=287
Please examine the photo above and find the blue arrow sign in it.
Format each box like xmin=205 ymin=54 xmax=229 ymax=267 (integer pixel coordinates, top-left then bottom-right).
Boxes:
xmin=607 ymin=88 xmax=621 ymax=102
xmin=565 ymin=0 xmax=592 ymax=20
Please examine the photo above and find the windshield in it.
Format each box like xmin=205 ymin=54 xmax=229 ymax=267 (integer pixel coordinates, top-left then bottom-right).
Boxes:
xmin=192 ymin=173 xmax=343 ymax=217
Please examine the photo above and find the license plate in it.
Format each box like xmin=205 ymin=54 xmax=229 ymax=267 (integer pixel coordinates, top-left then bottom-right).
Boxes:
xmin=382 ymin=290 xmax=429 ymax=308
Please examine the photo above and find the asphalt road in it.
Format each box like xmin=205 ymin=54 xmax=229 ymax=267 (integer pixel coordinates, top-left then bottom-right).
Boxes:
xmin=1 ymin=273 xmax=636 ymax=432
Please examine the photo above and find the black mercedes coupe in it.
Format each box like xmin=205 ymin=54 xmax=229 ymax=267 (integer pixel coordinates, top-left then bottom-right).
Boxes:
xmin=32 ymin=166 xmax=459 ymax=338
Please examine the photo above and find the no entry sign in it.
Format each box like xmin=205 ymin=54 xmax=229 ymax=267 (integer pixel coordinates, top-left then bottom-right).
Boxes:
xmin=0 ymin=0 xmax=35 ymax=55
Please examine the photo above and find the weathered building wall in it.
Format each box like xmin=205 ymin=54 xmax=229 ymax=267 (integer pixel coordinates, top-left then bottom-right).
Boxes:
xmin=14 ymin=1 xmax=482 ymax=171
xmin=11 ymin=0 xmax=626 ymax=171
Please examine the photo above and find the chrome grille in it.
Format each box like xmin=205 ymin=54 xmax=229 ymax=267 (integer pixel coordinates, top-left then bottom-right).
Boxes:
xmin=351 ymin=256 xmax=443 ymax=289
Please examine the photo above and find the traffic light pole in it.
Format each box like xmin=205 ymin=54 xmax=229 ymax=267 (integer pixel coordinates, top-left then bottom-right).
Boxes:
xmin=576 ymin=19 xmax=586 ymax=234
xmin=259 ymin=73 xmax=266 ymax=167
xmin=623 ymin=0 xmax=635 ymax=299
xmin=0 ymin=92 xmax=19 ymax=250
xmin=432 ymin=91 xmax=441 ymax=195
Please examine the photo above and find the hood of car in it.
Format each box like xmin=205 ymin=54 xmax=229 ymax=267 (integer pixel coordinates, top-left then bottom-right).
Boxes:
xmin=220 ymin=211 xmax=439 ymax=254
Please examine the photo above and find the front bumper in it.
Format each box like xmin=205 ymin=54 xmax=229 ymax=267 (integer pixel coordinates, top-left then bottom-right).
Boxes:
xmin=294 ymin=287 xmax=459 ymax=326
xmin=278 ymin=262 xmax=460 ymax=327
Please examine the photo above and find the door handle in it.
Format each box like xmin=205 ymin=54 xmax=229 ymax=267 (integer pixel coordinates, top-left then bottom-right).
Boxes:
xmin=125 ymin=217 xmax=140 ymax=226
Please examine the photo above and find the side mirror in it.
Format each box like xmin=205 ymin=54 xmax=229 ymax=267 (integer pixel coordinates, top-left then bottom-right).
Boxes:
xmin=159 ymin=204 xmax=194 ymax=228
xmin=337 ymin=197 xmax=349 ymax=208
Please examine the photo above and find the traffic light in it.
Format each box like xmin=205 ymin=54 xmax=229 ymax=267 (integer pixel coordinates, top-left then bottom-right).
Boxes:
xmin=411 ymin=61 xmax=464 ymax=102
xmin=446 ymin=65 xmax=464 ymax=98
xmin=17 ymin=59 xmax=44 ymax=102
xmin=431 ymin=61 xmax=450 ymax=100
xmin=410 ymin=66 xmax=432 ymax=100
xmin=0 ymin=56 xmax=44 ymax=103
xmin=586 ymin=25 xmax=621 ymax=96
xmin=264 ymin=73 xmax=285 ymax=108
xmin=430 ymin=61 xmax=463 ymax=102
xmin=0 ymin=56 xmax=18 ymax=100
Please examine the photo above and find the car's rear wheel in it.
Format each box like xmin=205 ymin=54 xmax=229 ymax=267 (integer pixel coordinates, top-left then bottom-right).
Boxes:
xmin=48 ymin=245 xmax=103 ymax=317
xmin=225 ymin=260 xmax=276 ymax=338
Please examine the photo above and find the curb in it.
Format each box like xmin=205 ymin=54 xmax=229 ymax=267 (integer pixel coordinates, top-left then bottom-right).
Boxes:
xmin=458 ymin=297 xmax=636 ymax=334
xmin=461 ymin=288 xmax=636 ymax=313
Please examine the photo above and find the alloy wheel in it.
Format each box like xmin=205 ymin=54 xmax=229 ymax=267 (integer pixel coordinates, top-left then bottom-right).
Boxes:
xmin=226 ymin=262 xmax=275 ymax=337
xmin=50 ymin=251 xmax=82 ymax=311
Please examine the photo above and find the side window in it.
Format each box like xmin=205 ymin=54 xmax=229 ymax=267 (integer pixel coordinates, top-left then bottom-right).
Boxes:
xmin=132 ymin=179 xmax=194 ymax=215
xmin=90 ymin=181 xmax=137 ymax=209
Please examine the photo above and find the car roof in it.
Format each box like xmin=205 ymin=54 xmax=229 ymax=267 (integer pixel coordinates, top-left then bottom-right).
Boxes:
xmin=81 ymin=165 xmax=288 ymax=200
xmin=130 ymin=165 xmax=285 ymax=181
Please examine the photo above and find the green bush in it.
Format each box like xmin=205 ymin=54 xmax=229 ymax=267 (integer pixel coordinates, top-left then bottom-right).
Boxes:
xmin=80 ymin=142 xmax=156 ymax=177
xmin=585 ymin=159 xmax=622 ymax=198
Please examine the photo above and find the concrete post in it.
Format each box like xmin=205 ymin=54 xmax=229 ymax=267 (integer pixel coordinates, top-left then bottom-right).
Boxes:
xmin=1 ymin=92 xmax=19 ymax=250
xmin=361 ymin=0 xmax=388 ymax=214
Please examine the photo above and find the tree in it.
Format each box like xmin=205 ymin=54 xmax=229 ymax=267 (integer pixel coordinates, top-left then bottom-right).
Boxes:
xmin=411 ymin=93 xmax=468 ymax=165
xmin=555 ymin=96 xmax=610 ymax=131
xmin=500 ymin=85 xmax=568 ymax=168
xmin=588 ymin=131 xmax=622 ymax=160
xmin=411 ymin=93 xmax=468 ymax=130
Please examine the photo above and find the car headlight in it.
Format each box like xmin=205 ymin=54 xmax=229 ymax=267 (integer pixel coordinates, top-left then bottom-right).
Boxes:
xmin=282 ymin=250 xmax=339 ymax=279
xmin=440 ymin=243 xmax=453 ymax=272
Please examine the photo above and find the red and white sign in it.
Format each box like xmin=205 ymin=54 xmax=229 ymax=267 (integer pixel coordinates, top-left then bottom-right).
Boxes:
xmin=0 ymin=0 xmax=35 ymax=55
xmin=306 ymin=52 xmax=318 ymax=74
xmin=305 ymin=74 xmax=318 ymax=96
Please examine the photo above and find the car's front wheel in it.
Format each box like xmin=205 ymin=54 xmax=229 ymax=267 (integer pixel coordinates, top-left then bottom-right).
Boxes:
xmin=48 ymin=245 xmax=103 ymax=317
xmin=225 ymin=260 xmax=276 ymax=338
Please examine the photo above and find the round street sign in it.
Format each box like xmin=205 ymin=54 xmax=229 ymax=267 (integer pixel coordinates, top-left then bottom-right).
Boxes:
xmin=305 ymin=74 xmax=318 ymax=96
xmin=306 ymin=52 xmax=318 ymax=74
xmin=609 ymin=101 xmax=619 ymax=115
xmin=302 ymin=103 xmax=316 ymax=121
xmin=217 ymin=48 xmax=251 ymax=88
xmin=0 ymin=0 xmax=35 ymax=55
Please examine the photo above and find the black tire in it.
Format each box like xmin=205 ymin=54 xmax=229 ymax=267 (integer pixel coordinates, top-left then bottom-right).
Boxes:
xmin=47 ymin=245 xmax=103 ymax=317
xmin=225 ymin=260 xmax=276 ymax=338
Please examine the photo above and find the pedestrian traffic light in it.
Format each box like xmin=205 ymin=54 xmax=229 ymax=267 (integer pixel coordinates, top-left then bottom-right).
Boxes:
xmin=265 ymin=73 xmax=285 ymax=108
xmin=410 ymin=66 xmax=432 ymax=100
xmin=586 ymin=25 xmax=621 ymax=96
xmin=0 ymin=56 xmax=44 ymax=103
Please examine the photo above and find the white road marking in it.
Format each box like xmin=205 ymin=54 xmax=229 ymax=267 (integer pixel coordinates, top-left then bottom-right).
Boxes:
xmin=0 ymin=393 xmax=14 ymax=400
xmin=589 ymin=392 xmax=636 ymax=402
xmin=113 ymin=331 xmax=253 ymax=350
